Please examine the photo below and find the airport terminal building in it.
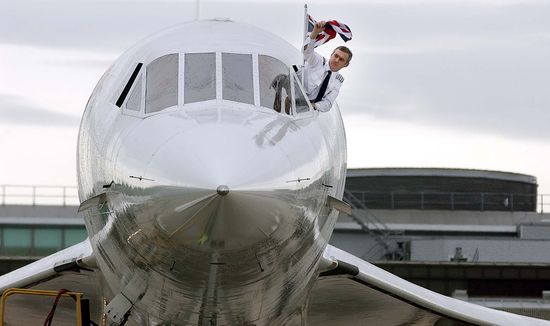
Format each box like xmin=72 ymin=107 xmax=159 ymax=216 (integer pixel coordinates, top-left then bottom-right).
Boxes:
xmin=1 ymin=167 xmax=550 ymax=319
xmin=335 ymin=168 xmax=550 ymax=319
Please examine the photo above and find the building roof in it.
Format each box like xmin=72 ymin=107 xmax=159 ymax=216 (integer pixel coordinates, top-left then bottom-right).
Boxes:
xmin=347 ymin=168 xmax=537 ymax=184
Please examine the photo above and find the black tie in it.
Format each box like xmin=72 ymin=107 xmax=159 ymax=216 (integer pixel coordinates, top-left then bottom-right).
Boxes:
xmin=314 ymin=71 xmax=332 ymax=103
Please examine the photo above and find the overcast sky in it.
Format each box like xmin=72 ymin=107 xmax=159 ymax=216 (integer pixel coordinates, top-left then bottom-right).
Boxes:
xmin=1 ymin=0 xmax=550 ymax=198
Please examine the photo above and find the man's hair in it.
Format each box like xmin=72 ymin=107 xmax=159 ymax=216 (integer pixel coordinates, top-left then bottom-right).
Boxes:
xmin=333 ymin=46 xmax=353 ymax=64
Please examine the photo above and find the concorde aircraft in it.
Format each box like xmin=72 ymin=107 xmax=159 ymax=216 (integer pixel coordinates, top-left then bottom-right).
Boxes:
xmin=0 ymin=19 xmax=548 ymax=326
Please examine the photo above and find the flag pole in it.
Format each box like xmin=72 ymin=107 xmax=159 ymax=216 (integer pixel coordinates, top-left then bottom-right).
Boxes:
xmin=302 ymin=3 xmax=308 ymax=86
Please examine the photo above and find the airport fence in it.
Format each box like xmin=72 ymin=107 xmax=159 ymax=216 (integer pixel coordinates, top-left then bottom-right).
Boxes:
xmin=0 ymin=185 xmax=79 ymax=206
xmin=1 ymin=185 xmax=549 ymax=213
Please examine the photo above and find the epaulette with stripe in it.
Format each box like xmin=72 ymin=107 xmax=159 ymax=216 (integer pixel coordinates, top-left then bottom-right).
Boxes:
xmin=335 ymin=73 xmax=344 ymax=83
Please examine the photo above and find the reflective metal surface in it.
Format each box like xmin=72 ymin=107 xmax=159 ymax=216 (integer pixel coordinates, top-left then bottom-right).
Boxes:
xmin=216 ymin=185 xmax=229 ymax=196
xmin=76 ymin=20 xmax=346 ymax=325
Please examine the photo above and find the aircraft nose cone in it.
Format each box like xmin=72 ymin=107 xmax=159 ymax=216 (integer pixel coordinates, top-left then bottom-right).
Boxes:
xmin=143 ymin=122 xmax=301 ymax=251
xmin=216 ymin=185 xmax=229 ymax=196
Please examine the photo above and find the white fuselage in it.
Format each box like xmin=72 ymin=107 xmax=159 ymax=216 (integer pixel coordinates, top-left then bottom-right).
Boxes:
xmin=77 ymin=20 xmax=346 ymax=325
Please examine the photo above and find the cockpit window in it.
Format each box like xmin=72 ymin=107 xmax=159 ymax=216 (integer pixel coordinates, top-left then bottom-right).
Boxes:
xmin=185 ymin=53 xmax=216 ymax=104
xmin=222 ymin=53 xmax=254 ymax=105
xmin=259 ymin=55 xmax=292 ymax=114
xmin=120 ymin=52 xmax=310 ymax=117
xmin=126 ymin=76 xmax=143 ymax=111
xmin=293 ymin=73 xmax=311 ymax=114
xmin=145 ymin=54 xmax=178 ymax=114
xmin=116 ymin=63 xmax=143 ymax=108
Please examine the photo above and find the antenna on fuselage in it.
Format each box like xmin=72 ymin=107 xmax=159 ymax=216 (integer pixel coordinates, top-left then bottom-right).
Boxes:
xmin=195 ymin=0 xmax=201 ymax=20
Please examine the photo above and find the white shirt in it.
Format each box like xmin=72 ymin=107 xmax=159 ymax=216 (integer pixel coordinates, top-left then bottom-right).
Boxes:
xmin=303 ymin=38 xmax=344 ymax=112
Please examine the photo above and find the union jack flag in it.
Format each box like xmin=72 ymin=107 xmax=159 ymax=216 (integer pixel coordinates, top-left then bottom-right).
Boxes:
xmin=306 ymin=15 xmax=353 ymax=48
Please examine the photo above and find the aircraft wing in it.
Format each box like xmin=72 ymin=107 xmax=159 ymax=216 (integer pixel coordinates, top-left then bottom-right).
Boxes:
xmin=307 ymin=244 xmax=550 ymax=326
xmin=0 ymin=239 xmax=102 ymax=325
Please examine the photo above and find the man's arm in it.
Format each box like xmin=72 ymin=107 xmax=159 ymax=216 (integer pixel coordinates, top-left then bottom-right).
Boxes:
xmin=314 ymin=84 xmax=341 ymax=113
xmin=304 ymin=21 xmax=325 ymax=66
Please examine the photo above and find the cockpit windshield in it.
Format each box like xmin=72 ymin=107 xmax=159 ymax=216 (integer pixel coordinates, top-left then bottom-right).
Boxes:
xmin=145 ymin=54 xmax=178 ymax=114
xmin=223 ymin=53 xmax=254 ymax=105
xmin=185 ymin=53 xmax=216 ymax=104
xmin=119 ymin=52 xmax=312 ymax=116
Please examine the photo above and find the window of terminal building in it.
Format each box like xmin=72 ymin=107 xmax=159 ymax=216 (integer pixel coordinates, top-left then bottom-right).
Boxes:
xmin=34 ymin=228 xmax=62 ymax=256
xmin=3 ymin=228 xmax=32 ymax=256
xmin=185 ymin=52 xmax=216 ymax=104
xmin=145 ymin=53 xmax=178 ymax=114
xmin=258 ymin=55 xmax=292 ymax=114
xmin=0 ymin=226 xmax=87 ymax=257
xmin=222 ymin=53 xmax=254 ymax=105
xmin=64 ymin=228 xmax=87 ymax=247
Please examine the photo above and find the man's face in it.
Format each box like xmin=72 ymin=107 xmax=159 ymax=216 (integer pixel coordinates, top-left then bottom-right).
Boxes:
xmin=329 ymin=49 xmax=350 ymax=72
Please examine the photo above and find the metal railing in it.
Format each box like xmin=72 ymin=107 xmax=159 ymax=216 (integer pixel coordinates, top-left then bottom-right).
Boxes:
xmin=346 ymin=190 xmax=550 ymax=213
xmin=1 ymin=184 xmax=549 ymax=213
xmin=344 ymin=190 xmax=407 ymax=261
xmin=0 ymin=288 xmax=85 ymax=326
xmin=0 ymin=185 xmax=79 ymax=206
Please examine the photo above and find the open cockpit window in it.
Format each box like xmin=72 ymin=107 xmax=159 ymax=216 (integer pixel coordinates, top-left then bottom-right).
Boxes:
xmin=292 ymin=72 xmax=312 ymax=114
xmin=258 ymin=55 xmax=292 ymax=114
xmin=145 ymin=54 xmax=178 ymax=114
xmin=222 ymin=53 xmax=254 ymax=105
xmin=185 ymin=53 xmax=216 ymax=104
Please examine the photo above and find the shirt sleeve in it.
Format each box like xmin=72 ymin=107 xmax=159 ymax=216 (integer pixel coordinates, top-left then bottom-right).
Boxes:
xmin=303 ymin=37 xmax=323 ymax=68
xmin=315 ymin=81 xmax=342 ymax=113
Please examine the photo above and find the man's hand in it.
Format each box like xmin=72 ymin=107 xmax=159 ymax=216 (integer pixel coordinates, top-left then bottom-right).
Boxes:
xmin=310 ymin=21 xmax=325 ymax=40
